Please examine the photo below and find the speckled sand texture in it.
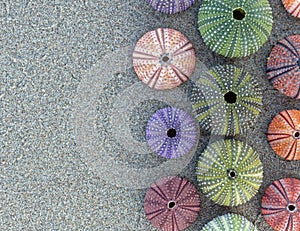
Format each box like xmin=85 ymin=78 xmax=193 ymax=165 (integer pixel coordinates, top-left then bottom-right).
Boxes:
xmin=1 ymin=0 xmax=300 ymax=230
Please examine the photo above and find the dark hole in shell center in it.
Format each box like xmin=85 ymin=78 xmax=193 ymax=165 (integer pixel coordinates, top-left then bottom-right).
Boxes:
xmin=224 ymin=91 xmax=237 ymax=104
xmin=288 ymin=204 xmax=296 ymax=212
xmin=294 ymin=131 xmax=300 ymax=139
xmin=167 ymin=128 xmax=177 ymax=138
xmin=227 ymin=169 xmax=237 ymax=179
xmin=233 ymin=8 xmax=246 ymax=20
xmin=162 ymin=55 xmax=169 ymax=62
xmin=297 ymin=59 xmax=300 ymax=68
xmin=168 ymin=201 xmax=176 ymax=209
xmin=160 ymin=53 xmax=170 ymax=64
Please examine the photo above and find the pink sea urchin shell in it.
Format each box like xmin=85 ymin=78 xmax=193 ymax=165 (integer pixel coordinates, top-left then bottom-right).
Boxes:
xmin=144 ymin=176 xmax=200 ymax=231
xmin=261 ymin=178 xmax=300 ymax=231
xmin=133 ymin=28 xmax=196 ymax=90
xmin=282 ymin=0 xmax=300 ymax=18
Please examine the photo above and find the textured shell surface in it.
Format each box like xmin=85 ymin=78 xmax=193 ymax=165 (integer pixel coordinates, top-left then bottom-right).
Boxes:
xmin=133 ymin=28 xmax=196 ymax=90
xmin=267 ymin=35 xmax=300 ymax=99
xmin=201 ymin=213 xmax=258 ymax=231
xmin=198 ymin=0 xmax=273 ymax=57
xmin=146 ymin=107 xmax=197 ymax=159
xmin=144 ymin=176 xmax=200 ymax=231
xmin=267 ymin=110 xmax=300 ymax=160
xmin=145 ymin=0 xmax=196 ymax=14
xmin=282 ymin=0 xmax=300 ymax=18
xmin=197 ymin=139 xmax=263 ymax=207
xmin=261 ymin=178 xmax=300 ymax=231
xmin=191 ymin=64 xmax=263 ymax=136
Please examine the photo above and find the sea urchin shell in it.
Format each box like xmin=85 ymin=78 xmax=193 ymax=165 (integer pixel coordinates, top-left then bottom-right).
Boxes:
xmin=198 ymin=0 xmax=273 ymax=57
xmin=191 ymin=65 xmax=263 ymax=136
xmin=133 ymin=28 xmax=196 ymax=90
xmin=201 ymin=213 xmax=258 ymax=231
xmin=145 ymin=0 xmax=196 ymax=14
xmin=267 ymin=110 xmax=300 ymax=160
xmin=282 ymin=0 xmax=300 ymax=18
xmin=267 ymin=35 xmax=300 ymax=99
xmin=144 ymin=176 xmax=200 ymax=231
xmin=146 ymin=107 xmax=197 ymax=159
xmin=261 ymin=178 xmax=300 ymax=231
xmin=197 ymin=139 xmax=263 ymax=207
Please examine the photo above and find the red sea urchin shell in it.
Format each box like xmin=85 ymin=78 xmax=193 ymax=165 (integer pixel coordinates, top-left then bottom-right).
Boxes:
xmin=267 ymin=35 xmax=300 ymax=99
xmin=261 ymin=178 xmax=300 ymax=231
xmin=267 ymin=110 xmax=300 ymax=160
xmin=282 ymin=0 xmax=300 ymax=18
xmin=133 ymin=28 xmax=196 ymax=90
xmin=144 ymin=176 xmax=200 ymax=231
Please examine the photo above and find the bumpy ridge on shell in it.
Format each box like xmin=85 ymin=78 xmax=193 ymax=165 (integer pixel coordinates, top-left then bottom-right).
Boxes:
xmin=267 ymin=35 xmax=300 ymax=99
xmin=201 ymin=213 xmax=258 ymax=231
xmin=197 ymin=139 xmax=263 ymax=207
xmin=144 ymin=176 xmax=200 ymax=231
xmin=198 ymin=0 xmax=273 ymax=57
xmin=261 ymin=178 xmax=300 ymax=231
xmin=133 ymin=28 xmax=196 ymax=90
xmin=191 ymin=64 xmax=263 ymax=136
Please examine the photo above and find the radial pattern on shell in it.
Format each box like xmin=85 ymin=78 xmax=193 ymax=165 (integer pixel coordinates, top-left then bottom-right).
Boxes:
xmin=282 ymin=0 xmax=300 ymax=18
xmin=261 ymin=178 xmax=300 ymax=231
xmin=146 ymin=107 xmax=197 ymax=159
xmin=191 ymin=65 xmax=263 ymax=136
xmin=267 ymin=110 xmax=300 ymax=160
xmin=267 ymin=35 xmax=300 ymax=99
xmin=198 ymin=0 xmax=273 ymax=57
xmin=201 ymin=213 xmax=258 ymax=231
xmin=145 ymin=0 xmax=196 ymax=14
xmin=197 ymin=139 xmax=263 ymax=207
xmin=133 ymin=28 xmax=196 ymax=90
xmin=144 ymin=176 xmax=200 ymax=231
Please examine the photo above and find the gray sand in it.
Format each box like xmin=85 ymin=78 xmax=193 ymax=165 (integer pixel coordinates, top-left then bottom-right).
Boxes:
xmin=1 ymin=0 xmax=300 ymax=230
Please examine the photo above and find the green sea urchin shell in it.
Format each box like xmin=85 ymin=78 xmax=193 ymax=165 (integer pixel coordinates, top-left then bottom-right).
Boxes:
xmin=201 ymin=213 xmax=258 ymax=231
xmin=191 ymin=65 xmax=262 ymax=136
xmin=198 ymin=0 xmax=273 ymax=57
xmin=197 ymin=139 xmax=263 ymax=207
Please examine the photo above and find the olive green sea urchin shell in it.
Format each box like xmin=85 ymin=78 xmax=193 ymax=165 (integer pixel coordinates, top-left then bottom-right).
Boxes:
xmin=198 ymin=0 xmax=273 ymax=57
xmin=191 ymin=65 xmax=263 ymax=136
xmin=201 ymin=213 xmax=258 ymax=231
xmin=197 ymin=139 xmax=263 ymax=207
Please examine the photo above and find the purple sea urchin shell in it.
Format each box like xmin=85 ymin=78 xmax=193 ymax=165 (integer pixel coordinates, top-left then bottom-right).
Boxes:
xmin=146 ymin=107 xmax=197 ymax=159
xmin=144 ymin=176 xmax=200 ymax=231
xmin=145 ymin=0 xmax=196 ymax=14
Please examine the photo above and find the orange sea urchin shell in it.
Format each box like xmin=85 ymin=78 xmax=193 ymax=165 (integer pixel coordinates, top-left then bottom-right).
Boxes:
xmin=133 ymin=28 xmax=196 ymax=90
xmin=261 ymin=178 xmax=300 ymax=231
xmin=144 ymin=176 xmax=200 ymax=231
xmin=267 ymin=35 xmax=300 ymax=99
xmin=282 ymin=0 xmax=300 ymax=18
xmin=267 ymin=109 xmax=300 ymax=160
